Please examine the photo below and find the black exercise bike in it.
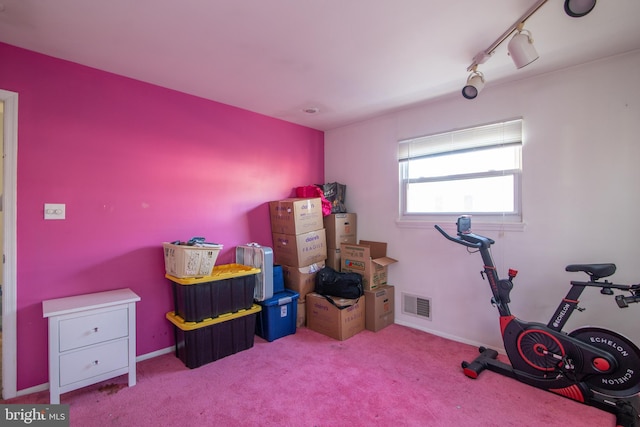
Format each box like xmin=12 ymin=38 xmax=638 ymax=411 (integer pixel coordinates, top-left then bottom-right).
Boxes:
xmin=435 ymin=216 xmax=640 ymax=427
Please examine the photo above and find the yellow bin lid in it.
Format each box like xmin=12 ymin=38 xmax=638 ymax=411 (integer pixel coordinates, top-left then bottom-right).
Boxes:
xmin=165 ymin=263 xmax=261 ymax=285
xmin=166 ymin=304 xmax=262 ymax=331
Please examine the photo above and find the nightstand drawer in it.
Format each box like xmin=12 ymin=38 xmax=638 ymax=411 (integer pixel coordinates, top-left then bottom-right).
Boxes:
xmin=59 ymin=339 xmax=129 ymax=386
xmin=59 ymin=308 xmax=128 ymax=352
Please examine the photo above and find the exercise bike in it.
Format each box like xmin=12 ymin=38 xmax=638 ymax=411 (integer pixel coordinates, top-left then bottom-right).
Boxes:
xmin=435 ymin=216 xmax=640 ymax=427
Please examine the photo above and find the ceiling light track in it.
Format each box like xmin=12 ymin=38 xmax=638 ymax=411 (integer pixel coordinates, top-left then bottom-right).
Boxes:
xmin=462 ymin=0 xmax=597 ymax=99
xmin=466 ymin=0 xmax=549 ymax=73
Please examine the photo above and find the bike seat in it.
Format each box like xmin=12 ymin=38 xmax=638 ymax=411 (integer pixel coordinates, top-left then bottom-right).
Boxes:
xmin=565 ymin=263 xmax=616 ymax=280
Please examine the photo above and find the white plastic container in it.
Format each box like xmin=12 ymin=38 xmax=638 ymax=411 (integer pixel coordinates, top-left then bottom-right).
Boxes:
xmin=235 ymin=243 xmax=273 ymax=301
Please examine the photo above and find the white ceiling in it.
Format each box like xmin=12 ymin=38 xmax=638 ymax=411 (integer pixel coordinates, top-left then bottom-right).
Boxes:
xmin=1 ymin=0 xmax=639 ymax=131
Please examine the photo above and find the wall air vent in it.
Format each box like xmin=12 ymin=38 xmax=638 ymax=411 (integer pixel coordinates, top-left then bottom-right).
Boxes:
xmin=402 ymin=292 xmax=432 ymax=320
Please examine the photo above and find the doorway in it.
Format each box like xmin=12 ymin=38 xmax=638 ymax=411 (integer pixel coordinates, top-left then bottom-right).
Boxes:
xmin=1 ymin=99 xmax=3 ymax=394
xmin=1 ymin=89 xmax=18 ymax=399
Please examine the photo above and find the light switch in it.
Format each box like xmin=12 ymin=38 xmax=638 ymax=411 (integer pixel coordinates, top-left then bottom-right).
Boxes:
xmin=44 ymin=203 xmax=66 ymax=220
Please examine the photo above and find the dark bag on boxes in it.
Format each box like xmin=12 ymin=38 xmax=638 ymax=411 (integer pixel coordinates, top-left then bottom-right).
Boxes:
xmin=318 ymin=182 xmax=347 ymax=213
xmin=315 ymin=266 xmax=363 ymax=300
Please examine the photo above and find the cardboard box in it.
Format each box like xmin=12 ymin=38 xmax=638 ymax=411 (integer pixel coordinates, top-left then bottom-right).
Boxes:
xmin=364 ymin=285 xmax=394 ymax=332
xmin=163 ymin=242 xmax=223 ymax=278
xmin=340 ymin=241 xmax=397 ymax=291
xmin=269 ymin=198 xmax=323 ymax=235
xmin=306 ymin=292 xmax=365 ymax=341
xmin=325 ymin=248 xmax=341 ymax=271
xmin=324 ymin=213 xmax=357 ymax=249
xmin=272 ymin=229 xmax=327 ymax=267
xmin=282 ymin=261 xmax=325 ymax=301
xmin=297 ymin=300 xmax=306 ymax=328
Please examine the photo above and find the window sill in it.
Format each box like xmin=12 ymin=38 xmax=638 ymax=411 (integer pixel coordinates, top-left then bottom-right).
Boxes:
xmin=396 ymin=218 xmax=526 ymax=232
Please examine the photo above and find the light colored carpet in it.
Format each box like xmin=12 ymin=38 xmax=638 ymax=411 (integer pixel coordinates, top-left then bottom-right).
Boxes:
xmin=2 ymin=324 xmax=614 ymax=426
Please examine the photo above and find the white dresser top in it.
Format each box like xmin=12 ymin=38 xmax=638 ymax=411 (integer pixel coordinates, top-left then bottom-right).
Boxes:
xmin=43 ymin=288 xmax=140 ymax=318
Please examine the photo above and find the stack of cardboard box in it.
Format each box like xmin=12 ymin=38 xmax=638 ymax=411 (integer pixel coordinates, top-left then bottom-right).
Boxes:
xmin=270 ymin=198 xmax=398 ymax=339
xmin=304 ymin=213 xmax=363 ymax=340
xmin=324 ymin=213 xmax=357 ymax=270
xmin=269 ymin=198 xmax=327 ymax=327
xmin=340 ymin=241 xmax=397 ymax=332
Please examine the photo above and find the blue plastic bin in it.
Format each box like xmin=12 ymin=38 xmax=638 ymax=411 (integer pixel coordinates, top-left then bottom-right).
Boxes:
xmin=273 ymin=265 xmax=285 ymax=294
xmin=255 ymin=289 xmax=299 ymax=342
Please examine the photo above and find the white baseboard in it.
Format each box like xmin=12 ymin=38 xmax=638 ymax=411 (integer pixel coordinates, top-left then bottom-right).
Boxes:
xmin=136 ymin=346 xmax=174 ymax=361
xmin=16 ymin=383 xmax=48 ymax=397
xmin=394 ymin=319 xmax=506 ymax=355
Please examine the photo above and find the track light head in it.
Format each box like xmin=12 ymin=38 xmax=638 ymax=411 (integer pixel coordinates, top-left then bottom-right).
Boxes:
xmin=463 ymin=0 xmax=596 ymax=97
xmin=564 ymin=0 xmax=597 ymax=17
xmin=462 ymin=71 xmax=485 ymax=100
xmin=507 ymin=29 xmax=539 ymax=69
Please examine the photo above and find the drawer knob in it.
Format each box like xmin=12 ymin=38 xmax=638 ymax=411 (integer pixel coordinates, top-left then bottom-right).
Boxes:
xmin=93 ymin=327 xmax=99 ymax=332
xmin=93 ymin=360 xmax=100 ymax=365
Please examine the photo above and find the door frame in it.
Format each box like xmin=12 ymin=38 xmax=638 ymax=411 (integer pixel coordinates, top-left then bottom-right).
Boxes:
xmin=1 ymin=89 xmax=18 ymax=399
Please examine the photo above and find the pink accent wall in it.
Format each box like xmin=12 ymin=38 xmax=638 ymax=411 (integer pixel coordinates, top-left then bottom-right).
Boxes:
xmin=0 ymin=42 xmax=324 ymax=390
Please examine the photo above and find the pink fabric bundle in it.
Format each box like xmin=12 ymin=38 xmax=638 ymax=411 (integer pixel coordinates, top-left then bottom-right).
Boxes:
xmin=295 ymin=185 xmax=332 ymax=216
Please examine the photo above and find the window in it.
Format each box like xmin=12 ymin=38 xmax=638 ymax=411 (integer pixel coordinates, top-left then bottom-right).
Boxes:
xmin=398 ymin=119 xmax=522 ymax=223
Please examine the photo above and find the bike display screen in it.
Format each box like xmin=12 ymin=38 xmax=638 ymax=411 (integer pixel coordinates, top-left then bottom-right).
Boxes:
xmin=457 ymin=216 xmax=471 ymax=234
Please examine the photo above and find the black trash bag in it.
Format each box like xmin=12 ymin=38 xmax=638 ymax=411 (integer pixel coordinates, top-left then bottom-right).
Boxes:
xmin=317 ymin=182 xmax=347 ymax=213
xmin=315 ymin=266 xmax=363 ymax=299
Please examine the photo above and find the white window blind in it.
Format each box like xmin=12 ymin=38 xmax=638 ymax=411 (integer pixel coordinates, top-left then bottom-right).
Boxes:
xmin=398 ymin=119 xmax=523 ymax=222
xmin=398 ymin=119 xmax=522 ymax=160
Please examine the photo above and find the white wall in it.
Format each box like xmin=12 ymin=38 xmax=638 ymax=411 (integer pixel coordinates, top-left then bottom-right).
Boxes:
xmin=325 ymin=50 xmax=640 ymax=351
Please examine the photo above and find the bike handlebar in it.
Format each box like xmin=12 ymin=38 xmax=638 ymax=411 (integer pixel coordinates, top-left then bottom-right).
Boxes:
xmin=434 ymin=224 xmax=494 ymax=249
xmin=436 ymin=217 xmax=640 ymax=313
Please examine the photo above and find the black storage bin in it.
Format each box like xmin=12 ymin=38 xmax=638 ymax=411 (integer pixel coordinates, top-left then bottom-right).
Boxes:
xmin=167 ymin=264 xmax=259 ymax=322
xmin=166 ymin=305 xmax=261 ymax=369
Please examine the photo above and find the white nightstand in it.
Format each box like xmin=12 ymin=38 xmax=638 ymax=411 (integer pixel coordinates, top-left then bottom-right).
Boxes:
xmin=42 ymin=288 xmax=141 ymax=404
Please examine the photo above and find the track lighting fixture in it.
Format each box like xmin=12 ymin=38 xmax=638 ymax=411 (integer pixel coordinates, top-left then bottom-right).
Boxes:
xmin=462 ymin=0 xmax=597 ymax=99
xmin=462 ymin=70 xmax=485 ymax=100
xmin=564 ymin=0 xmax=597 ymax=18
xmin=507 ymin=28 xmax=539 ymax=69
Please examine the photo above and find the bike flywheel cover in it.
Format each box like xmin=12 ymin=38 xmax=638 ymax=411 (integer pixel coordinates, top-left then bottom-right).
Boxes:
xmin=569 ymin=327 xmax=640 ymax=396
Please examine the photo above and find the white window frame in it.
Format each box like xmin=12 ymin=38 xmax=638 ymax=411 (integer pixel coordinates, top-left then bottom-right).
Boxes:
xmin=398 ymin=119 xmax=523 ymax=229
